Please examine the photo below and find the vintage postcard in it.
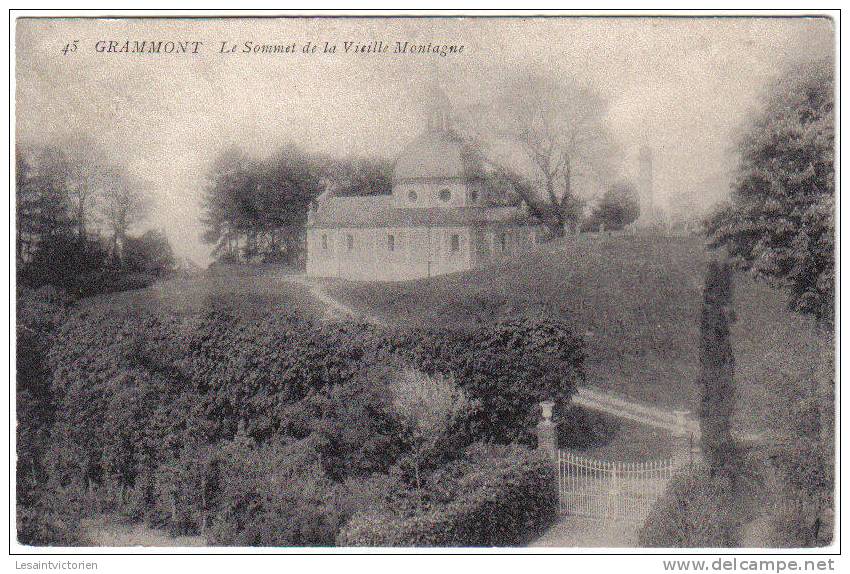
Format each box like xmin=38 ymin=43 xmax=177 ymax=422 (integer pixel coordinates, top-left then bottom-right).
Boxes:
xmin=11 ymin=10 xmax=838 ymax=562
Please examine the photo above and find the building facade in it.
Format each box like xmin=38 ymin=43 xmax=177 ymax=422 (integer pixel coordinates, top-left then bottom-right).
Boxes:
xmin=306 ymin=126 xmax=543 ymax=281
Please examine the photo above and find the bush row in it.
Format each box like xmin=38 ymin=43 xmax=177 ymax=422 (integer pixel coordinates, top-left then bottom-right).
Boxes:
xmin=16 ymin=288 xmax=77 ymax=545
xmin=638 ymin=466 xmax=740 ymax=548
xmin=32 ymin=305 xmax=582 ymax=545
xmin=337 ymin=444 xmax=557 ymax=547
xmin=45 ymin=308 xmax=583 ymax=493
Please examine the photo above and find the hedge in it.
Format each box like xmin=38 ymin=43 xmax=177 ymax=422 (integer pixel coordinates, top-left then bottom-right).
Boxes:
xmin=46 ymin=309 xmax=583 ymax=485
xmin=638 ymin=466 xmax=740 ymax=548
xmin=336 ymin=444 xmax=557 ymax=547
xmin=39 ymin=307 xmax=580 ymax=543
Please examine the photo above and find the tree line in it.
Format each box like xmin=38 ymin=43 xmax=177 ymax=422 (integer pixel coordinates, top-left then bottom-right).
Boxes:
xmin=200 ymin=146 xmax=393 ymax=265
xmin=16 ymin=138 xmax=174 ymax=297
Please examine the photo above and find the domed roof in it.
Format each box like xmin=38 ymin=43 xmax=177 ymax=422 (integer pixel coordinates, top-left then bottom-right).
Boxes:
xmin=393 ymin=129 xmax=483 ymax=182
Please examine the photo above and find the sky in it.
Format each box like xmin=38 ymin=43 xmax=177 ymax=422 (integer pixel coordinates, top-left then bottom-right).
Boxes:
xmin=15 ymin=16 xmax=834 ymax=264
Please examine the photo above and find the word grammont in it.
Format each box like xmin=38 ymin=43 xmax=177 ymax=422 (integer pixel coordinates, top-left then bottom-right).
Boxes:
xmin=94 ymin=40 xmax=203 ymax=53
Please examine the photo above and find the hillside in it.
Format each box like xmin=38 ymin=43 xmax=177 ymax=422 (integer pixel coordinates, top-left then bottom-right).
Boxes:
xmin=78 ymin=235 xmax=824 ymax=436
xmin=78 ymin=263 xmax=326 ymax=320
xmin=325 ymin=234 xmax=823 ymax=433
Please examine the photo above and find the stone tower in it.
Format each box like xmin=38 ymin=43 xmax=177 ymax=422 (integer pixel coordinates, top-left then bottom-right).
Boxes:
xmin=425 ymin=78 xmax=452 ymax=132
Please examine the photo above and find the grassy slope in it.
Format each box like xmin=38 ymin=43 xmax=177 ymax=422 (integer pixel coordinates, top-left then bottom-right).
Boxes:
xmin=325 ymin=234 xmax=822 ymax=434
xmin=78 ymin=264 xmax=326 ymax=320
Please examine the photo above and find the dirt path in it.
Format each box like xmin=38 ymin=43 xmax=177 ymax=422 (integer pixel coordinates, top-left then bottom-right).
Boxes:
xmin=80 ymin=515 xmax=205 ymax=547
xmin=531 ymin=516 xmax=639 ymax=548
xmin=278 ymin=275 xmax=385 ymax=324
xmin=574 ymin=387 xmax=700 ymax=437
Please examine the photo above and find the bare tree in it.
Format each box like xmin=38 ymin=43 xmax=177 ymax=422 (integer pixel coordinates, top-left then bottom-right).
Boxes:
xmin=99 ymin=167 xmax=153 ymax=262
xmin=461 ymin=73 xmax=617 ymax=236
xmin=54 ymin=136 xmax=111 ymax=240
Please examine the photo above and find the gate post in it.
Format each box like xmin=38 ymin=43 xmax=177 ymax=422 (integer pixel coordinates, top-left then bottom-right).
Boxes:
xmin=536 ymin=400 xmax=558 ymax=462
xmin=672 ymin=409 xmax=699 ymax=465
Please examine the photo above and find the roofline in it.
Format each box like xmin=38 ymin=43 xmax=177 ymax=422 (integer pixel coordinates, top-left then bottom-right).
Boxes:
xmin=307 ymin=221 xmax=541 ymax=230
xmin=391 ymin=175 xmax=483 ymax=184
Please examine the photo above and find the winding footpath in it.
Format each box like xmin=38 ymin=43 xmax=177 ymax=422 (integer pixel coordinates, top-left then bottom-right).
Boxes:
xmin=279 ymin=275 xmax=385 ymax=325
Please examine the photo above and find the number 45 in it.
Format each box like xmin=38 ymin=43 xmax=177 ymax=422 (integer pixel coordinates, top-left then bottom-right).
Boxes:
xmin=62 ymin=40 xmax=79 ymax=55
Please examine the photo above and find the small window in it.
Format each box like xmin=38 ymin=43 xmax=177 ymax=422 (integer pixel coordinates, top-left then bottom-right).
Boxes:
xmin=321 ymin=234 xmax=328 ymax=250
xmin=439 ymin=188 xmax=452 ymax=202
xmin=346 ymin=234 xmax=354 ymax=251
xmin=499 ymin=232 xmax=507 ymax=252
xmin=387 ymin=234 xmax=395 ymax=252
xmin=469 ymin=189 xmax=478 ymax=203
xmin=408 ymin=190 xmax=418 ymax=202
xmin=450 ymin=234 xmax=460 ymax=252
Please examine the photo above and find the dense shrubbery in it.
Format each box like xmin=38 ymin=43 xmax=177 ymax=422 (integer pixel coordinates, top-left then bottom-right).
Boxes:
xmin=19 ymin=231 xmax=173 ymax=299
xmin=638 ymin=466 xmax=741 ymax=548
xmin=21 ymin=303 xmax=582 ymax=546
xmin=639 ymin=450 xmax=776 ymax=549
xmin=46 ymin=309 xmax=583 ymax=457
xmin=337 ymin=444 xmax=557 ymax=547
xmin=201 ymin=435 xmax=352 ymax=546
xmin=16 ymin=288 xmax=80 ymax=545
xmin=760 ymin=365 xmax=834 ymax=547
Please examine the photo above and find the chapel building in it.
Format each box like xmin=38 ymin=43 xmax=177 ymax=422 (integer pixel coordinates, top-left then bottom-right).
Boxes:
xmin=305 ymin=95 xmax=543 ymax=281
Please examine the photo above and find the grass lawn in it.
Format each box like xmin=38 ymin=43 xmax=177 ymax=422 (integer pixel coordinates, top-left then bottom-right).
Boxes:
xmin=578 ymin=418 xmax=677 ymax=461
xmin=324 ymin=234 xmax=824 ymax=435
xmin=78 ymin=263 xmax=326 ymax=320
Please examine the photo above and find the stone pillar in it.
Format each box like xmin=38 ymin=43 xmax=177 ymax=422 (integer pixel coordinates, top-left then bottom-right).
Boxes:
xmin=536 ymin=400 xmax=558 ymax=462
xmin=672 ymin=409 xmax=699 ymax=466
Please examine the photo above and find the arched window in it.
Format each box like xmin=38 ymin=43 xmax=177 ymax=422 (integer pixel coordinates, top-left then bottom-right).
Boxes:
xmin=408 ymin=190 xmax=418 ymax=203
xmin=387 ymin=234 xmax=395 ymax=252
xmin=439 ymin=188 xmax=452 ymax=202
xmin=450 ymin=234 xmax=460 ymax=252
xmin=469 ymin=189 xmax=478 ymax=203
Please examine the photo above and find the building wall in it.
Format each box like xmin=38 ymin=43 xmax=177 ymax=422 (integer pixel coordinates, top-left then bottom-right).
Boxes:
xmin=307 ymin=225 xmax=472 ymax=281
xmin=469 ymin=224 xmax=543 ymax=268
xmin=307 ymin=223 xmax=544 ymax=281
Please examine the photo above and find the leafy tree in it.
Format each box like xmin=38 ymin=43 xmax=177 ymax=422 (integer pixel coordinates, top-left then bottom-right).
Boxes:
xmin=54 ymin=136 xmax=110 ymax=240
xmin=124 ymin=229 xmax=176 ymax=277
xmin=17 ymin=142 xmax=165 ymax=296
xmin=200 ymin=147 xmax=255 ymax=261
xmin=705 ymin=57 xmax=835 ymax=543
xmin=585 ymin=180 xmax=640 ymax=231
xmin=15 ymin=145 xmax=74 ymax=264
xmin=324 ymin=156 xmax=393 ymax=197
xmin=200 ymin=145 xmax=325 ymax=265
xmin=98 ymin=167 xmax=153 ymax=263
xmin=255 ymin=146 xmax=324 ymax=262
xmin=706 ymin=57 xmax=834 ymax=325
